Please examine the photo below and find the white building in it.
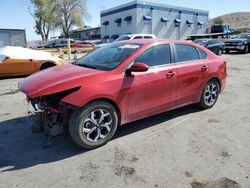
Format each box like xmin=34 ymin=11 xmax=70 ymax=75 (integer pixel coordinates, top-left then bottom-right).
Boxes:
xmin=101 ymin=0 xmax=209 ymax=41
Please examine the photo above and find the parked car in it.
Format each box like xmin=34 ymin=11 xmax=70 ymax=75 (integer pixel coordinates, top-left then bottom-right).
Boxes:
xmin=19 ymin=39 xmax=227 ymax=149
xmin=0 ymin=46 xmax=64 ymax=77
xmin=37 ymin=39 xmax=75 ymax=49
xmin=114 ymin=34 xmax=156 ymax=42
xmin=224 ymin=33 xmax=250 ymax=54
xmin=94 ymin=34 xmax=156 ymax=50
xmin=193 ymin=39 xmax=225 ymax=55
xmin=71 ymin=41 xmax=95 ymax=48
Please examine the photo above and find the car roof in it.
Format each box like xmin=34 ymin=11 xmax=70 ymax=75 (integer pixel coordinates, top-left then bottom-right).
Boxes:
xmin=194 ymin=38 xmax=218 ymax=41
xmin=117 ymin=39 xmax=193 ymax=45
xmin=121 ymin=34 xmax=155 ymax=37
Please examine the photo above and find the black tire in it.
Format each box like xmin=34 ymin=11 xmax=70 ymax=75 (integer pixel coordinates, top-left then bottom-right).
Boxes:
xmin=40 ymin=63 xmax=55 ymax=70
xmin=69 ymin=101 xmax=118 ymax=149
xmin=225 ymin=49 xmax=230 ymax=54
xmin=198 ymin=79 xmax=220 ymax=109
xmin=217 ymin=48 xmax=223 ymax=56
xmin=243 ymin=45 xmax=249 ymax=54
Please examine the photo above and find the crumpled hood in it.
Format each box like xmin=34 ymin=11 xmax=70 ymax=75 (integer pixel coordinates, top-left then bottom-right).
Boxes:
xmin=19 ymin=64 xmax=108 ymax=98
xmin=225 ymin=39 xmax=247 ymax=43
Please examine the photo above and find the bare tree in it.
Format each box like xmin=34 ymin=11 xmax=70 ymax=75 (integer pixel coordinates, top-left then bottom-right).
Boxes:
xmin=55 ymin=0 xmax=90 ymax=38
xmin=28 ymin=0 xmax=56 ymax=41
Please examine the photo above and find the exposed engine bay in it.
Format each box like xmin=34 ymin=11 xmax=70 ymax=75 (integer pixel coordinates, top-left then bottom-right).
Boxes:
xmin=28 ymin=87 xmax=79 ymax=137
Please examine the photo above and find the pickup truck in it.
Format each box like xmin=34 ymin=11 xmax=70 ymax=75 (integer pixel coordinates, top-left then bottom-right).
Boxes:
xmin=224 ymin=33 xmax=250 ymax=54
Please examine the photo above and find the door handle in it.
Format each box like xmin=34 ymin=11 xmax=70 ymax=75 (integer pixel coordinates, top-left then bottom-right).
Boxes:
xmin=166 ymin=71 xmax=176 ymax=78
xmin=201 ymin=65 xmax=208 ymax=71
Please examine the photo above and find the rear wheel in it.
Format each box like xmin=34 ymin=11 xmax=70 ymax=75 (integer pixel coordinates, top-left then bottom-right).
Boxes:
xmin=199 ymin=80 xmax=220 ymax=109
xmin=225 ymin=49 xmax=230 ymax=54
xmin=69 ymin=101 xmax=118 ymax=149
xmin=217 ymin=48 xmax=223 ymax=56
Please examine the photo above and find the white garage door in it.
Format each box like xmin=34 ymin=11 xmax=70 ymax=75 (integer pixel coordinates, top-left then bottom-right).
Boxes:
xmin=0 ymin=32 xmax=10 ymax=48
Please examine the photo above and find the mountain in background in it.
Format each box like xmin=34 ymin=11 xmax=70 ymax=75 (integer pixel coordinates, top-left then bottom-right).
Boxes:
xmin=209 ymin=12 xmax=250 ymax=29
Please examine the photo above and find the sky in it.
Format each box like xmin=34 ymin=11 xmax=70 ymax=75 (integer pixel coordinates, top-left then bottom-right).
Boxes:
xmin=0 ymin=0 xmax=249 ymax=41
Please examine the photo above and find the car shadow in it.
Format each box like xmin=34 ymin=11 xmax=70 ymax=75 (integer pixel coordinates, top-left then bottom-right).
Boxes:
xmin=0 ymin=104 xmax=201 ymax=172
xmin=225 ymin=51 xmax=247 ymax=55
xmin=0 ymin=75 xmax=27 ymax=80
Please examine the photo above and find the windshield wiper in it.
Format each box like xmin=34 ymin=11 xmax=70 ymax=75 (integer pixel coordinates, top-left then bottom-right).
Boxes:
xmin=76 ymin=63 xmax=97 ymax=69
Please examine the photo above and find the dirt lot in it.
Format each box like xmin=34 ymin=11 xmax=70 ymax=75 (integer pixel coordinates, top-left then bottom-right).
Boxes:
xmin=0 ymin=53 xmax=249 ymax=188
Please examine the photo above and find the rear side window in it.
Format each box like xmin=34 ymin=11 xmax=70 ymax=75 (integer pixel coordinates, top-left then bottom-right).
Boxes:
xmin=133 ymin=36 xmax=143 ymax=39
xmin=198 ymin=49 xmax=208 ymax=59
xmin=144 ymin=36 xmax=153 ymax=39
xmin=134 ymin=44 xmax=171 ymax=67
xmin=175 ymin=44 xmax=200 ymax=62
xmin=207 ymin=40 xmax=213 ymax=45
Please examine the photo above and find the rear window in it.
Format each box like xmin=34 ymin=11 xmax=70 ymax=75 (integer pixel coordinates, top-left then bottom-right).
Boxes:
xmin=175 ymin=44 xmax=200 ymax=62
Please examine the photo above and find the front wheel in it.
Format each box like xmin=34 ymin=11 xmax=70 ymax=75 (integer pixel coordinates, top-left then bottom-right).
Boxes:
xmin=243 ymin=45 xmax=249 ymax=54
xmin=199 ymin=80 xmax=220 ymax=109
xmin=69 ymin=101 xmax=118 ymax=149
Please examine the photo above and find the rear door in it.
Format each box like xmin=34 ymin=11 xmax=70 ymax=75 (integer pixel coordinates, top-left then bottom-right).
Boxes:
xmin=126 ymin=44 xmax=177 ymax=121
xmin=174 ymin=43 xmax=208 ymax=106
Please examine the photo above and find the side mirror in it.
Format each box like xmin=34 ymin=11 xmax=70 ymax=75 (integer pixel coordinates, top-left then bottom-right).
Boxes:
xmin=126 ymin=62 xmax=149 ymax=76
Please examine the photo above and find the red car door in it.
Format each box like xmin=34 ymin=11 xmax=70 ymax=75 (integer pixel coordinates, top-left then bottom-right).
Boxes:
xmin=125 ymin=44 xmax=177 ymax=121
xmin=174 ymin=43 xmax=208 ymax=106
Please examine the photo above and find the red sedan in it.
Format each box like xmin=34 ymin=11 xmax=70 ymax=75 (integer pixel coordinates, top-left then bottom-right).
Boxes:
xmin=71 ymin=41 xmax=95 ymax=48
xmin=19 ymin=39 xmax=227 ymax=149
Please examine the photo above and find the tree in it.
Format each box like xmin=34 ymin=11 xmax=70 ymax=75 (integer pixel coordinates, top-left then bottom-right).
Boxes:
xmin=54 ymin=0 xmax=90 ymax=38
xmin=28 ymin=0 xmax=56 ymax=41
xmin=213 ymin=17 xmax=224 ymax=25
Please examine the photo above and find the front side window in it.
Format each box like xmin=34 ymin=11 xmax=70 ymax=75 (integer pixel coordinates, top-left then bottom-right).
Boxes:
xmin=75 ymin=43 xmax=141 ymax=71
xmin=175 ymin=44 xmax=200 ymax=63
xmin=134 ymin=44 xmax=171 ymax=67
xmin=144 ymin=36 xmax=153 ymax=39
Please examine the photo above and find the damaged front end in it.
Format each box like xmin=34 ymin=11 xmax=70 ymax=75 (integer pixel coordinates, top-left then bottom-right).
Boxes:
xmin=28 ymin=87 xmax=80 ymax=137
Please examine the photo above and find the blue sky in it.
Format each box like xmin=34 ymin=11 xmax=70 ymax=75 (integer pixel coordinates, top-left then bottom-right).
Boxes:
xmin=0 ymin=0 xmax=249 ymax=40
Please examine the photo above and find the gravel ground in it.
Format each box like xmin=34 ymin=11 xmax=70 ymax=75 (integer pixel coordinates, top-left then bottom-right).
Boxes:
xmin=0 ymin=53 xmax=249 ymax=188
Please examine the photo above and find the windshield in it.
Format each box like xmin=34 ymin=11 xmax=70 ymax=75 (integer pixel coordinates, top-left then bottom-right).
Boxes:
xmin=75 ymin=43 xmax=141 ymax=71
xmin=194 ymin=40 xmax=207 ymax=46
xmin=114 ymin=36 xmax=131 ymax=42
xmin=235 ymin=34 xmax=250 ymax=39
xmin=0 ymin=54 xmax=6 ymax=63
xmin=47 ymin=40 xmax=56 ymax=45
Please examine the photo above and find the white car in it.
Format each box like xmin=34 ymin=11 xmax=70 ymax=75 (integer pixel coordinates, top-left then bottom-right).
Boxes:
xmin=114 ymin=34 xmax=156 ymax=42
xmin=95 ymin=34 xmax=156 ymax=50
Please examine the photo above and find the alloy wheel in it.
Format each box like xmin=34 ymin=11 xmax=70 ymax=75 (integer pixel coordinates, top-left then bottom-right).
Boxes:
xmin=204 ymin=82 xmax=219 ymax=106
xmin=82 ymin=109 xmax=113 ymax=142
